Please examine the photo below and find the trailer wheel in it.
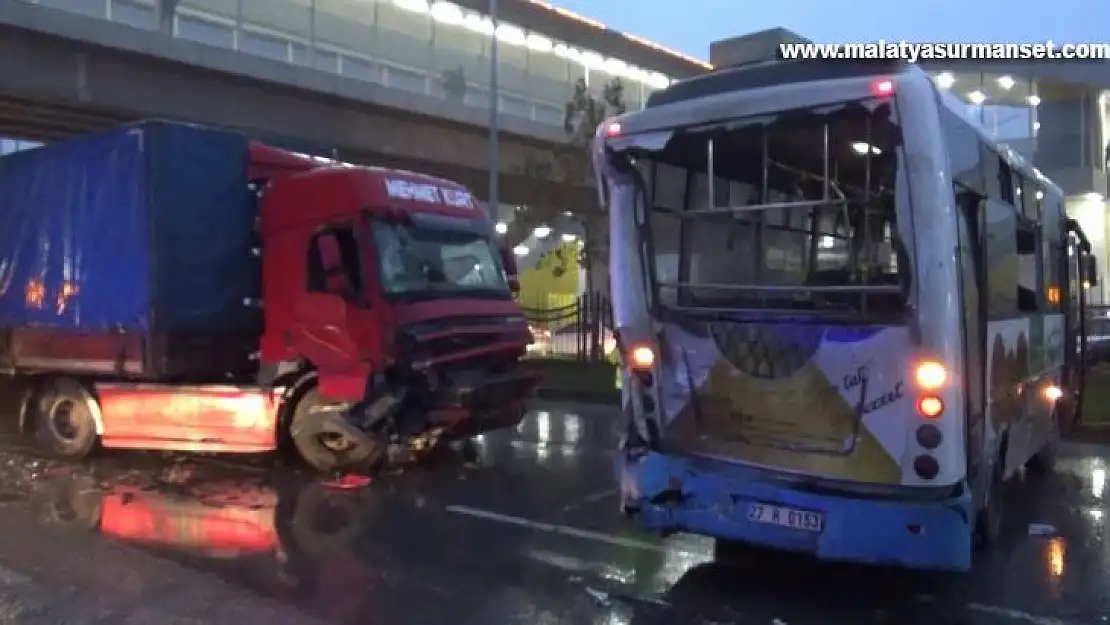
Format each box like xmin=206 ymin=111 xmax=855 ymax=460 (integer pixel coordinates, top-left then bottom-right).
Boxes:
xmin=32 ymin=378 xmax=98 ymax=460
xmin=290 ymin=388 xmax=384 ymax=473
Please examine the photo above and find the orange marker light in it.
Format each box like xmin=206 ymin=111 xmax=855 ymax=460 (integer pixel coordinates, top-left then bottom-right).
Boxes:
xmin=1043 ymin=385 xmax=1063 ymax=402
xmin=915 ymin=361 xmax=947 ymax=390
xmin=1047 ymin=285 xmax=1061 ymax=305
xmin=629 ymin=346 xmax=654 ymax=369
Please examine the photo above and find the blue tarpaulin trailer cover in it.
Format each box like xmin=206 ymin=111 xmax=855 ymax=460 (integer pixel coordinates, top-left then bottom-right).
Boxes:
xmin=0 ymin=120 xmax=258 ymax=335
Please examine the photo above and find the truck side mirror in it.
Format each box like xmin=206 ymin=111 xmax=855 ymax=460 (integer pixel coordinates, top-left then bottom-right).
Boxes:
xmin=498 ymin=242 xmax=520 ymax=295
xmin=1083 ymin=255 xmax=1100 ymax=288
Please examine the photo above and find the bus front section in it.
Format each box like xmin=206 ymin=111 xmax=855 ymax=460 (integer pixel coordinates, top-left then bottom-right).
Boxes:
xmin=596 ymin=65 xmax=973 ymax=571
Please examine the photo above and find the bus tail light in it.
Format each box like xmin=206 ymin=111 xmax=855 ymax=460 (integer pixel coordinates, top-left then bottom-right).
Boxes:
xmin=1043 ymin=385 xmax=1063 ymax=402
xmin=914 ymin=361 xmax=947 ymax=390
xmin=871 ymin=79 xmax=895 ymax=97
xmin=916 ymin=395 xmax=944 ymax=419
xmin=629 ymin=345 xmax=654 ymax=370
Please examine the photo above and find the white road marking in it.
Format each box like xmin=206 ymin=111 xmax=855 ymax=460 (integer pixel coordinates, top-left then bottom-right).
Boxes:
xmin=445 ymin=504 xmax=669 ymax=553
xmin=560 ymin=488 xmax=618 ymax=513
xmin=966 ymin=603 xmax=1076 ymax=625
xmin=446 ymin=504 xmax=1082 ymax=625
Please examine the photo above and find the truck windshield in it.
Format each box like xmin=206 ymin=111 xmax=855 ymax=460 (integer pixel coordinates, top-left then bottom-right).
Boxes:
xmin=370 ymin=221 xmax=510 ymax=300
xmin=615 ymin=97 xmax=912 ymax=320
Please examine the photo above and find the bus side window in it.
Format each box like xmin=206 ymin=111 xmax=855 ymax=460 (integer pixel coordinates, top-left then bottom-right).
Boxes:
xmin=980 ymin=143 xmax=1002 ymax=200
xmin=1022 ymin=177 xmax=1040 ymax=221
xmin=1016 ymin=222 xmax=1040 ymax=312
xmin=998 ymin=159 xmax=1015 ymax=206
xmin=1016 ymin=172 xmax=1030 ymax=218
xmin=1043 ymin=238 xmax=1064 ymax=311
xmin=954 ymin=183 xmax=986 ymax=467
xmin=983 ymin=198 xmax=1019 ymax=317
xmin=941 ymin=108 xmax=985 ymax=194
xmin=954 ymin=186 xmax=985 ymax=288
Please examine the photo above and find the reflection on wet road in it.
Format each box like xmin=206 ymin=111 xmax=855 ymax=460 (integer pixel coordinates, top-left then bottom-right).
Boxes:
xmin=6 ymin=402 xmax=1110 ymax=625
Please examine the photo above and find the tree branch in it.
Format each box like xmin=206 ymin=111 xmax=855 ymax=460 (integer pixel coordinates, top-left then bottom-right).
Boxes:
xmin=509 ymin=76 xmax=625 ymax=259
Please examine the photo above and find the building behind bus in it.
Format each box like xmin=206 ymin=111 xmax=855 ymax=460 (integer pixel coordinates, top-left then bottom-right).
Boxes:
xmin=715 ymin=28 xmax=1110 ymax=306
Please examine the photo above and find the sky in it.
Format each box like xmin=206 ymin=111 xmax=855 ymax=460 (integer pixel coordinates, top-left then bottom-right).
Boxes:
xmin=550 ymin=0 xmax=1110 ymax=61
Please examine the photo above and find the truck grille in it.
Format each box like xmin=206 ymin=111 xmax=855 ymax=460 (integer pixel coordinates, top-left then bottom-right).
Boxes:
xmin=398 ymin=315 xmax=530 ymax=367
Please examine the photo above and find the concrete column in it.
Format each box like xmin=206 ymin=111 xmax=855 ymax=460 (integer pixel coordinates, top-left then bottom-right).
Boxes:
xmin=156 ymin=0 xmax=180 ymax=36
xmin=1034 ymin=96 xmax=1083 ymax=171
xmin=1082 ymin=92 xmax=1104 ymax=172
xmin=1068 ymin=194 xmax=1110 ymax=303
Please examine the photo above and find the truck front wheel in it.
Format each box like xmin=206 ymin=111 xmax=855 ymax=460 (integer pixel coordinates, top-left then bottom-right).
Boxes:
xmin=31 ymin=378 xmax=98 ymax=460
xmin=289 ymin=388 xmax=384 ymax=474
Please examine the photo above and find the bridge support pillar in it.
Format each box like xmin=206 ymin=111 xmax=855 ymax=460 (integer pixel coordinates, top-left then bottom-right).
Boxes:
xmin=155 ymin=0 xmax=179 ymax=35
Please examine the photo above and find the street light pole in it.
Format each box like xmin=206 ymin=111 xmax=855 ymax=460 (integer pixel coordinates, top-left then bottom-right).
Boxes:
xmin=487 ymin=0 xmax=500 ymax=222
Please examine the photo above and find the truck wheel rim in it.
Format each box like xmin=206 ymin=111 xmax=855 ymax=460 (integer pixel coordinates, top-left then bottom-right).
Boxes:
xmin=319 ymin=432 xmax=354 ymax=453
xmin=48 ymin=399 xmax=80 ymax=441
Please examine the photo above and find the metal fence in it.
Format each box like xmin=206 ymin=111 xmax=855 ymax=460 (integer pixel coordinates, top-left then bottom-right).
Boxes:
xmin=518 ymin=292 xmax=614 ymax=362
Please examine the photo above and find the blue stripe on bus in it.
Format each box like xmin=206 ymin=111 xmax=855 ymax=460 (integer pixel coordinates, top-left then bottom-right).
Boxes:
xmin=619 ymin=452 xmax=974 ymax=571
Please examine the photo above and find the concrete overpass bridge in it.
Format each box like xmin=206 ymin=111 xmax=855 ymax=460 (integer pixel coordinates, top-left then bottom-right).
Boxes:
xmin=0 ymin=0 xmax=623 ymax=208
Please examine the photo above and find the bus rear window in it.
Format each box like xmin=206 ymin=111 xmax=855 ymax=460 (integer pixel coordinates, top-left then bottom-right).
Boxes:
xmin=636 ymin=98 xmax=912 ymax=319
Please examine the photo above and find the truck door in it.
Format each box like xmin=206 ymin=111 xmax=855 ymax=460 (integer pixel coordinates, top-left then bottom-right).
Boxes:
xmin=287 ymin=223 xmax=382 ymax=402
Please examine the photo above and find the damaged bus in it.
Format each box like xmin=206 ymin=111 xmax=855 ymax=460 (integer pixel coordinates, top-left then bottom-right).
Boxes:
xmin=595 ymin=60 xmax=1097 ymax=571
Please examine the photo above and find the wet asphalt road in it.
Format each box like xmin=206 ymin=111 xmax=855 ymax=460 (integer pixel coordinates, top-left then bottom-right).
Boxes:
xmin=2 ymin=401 xmax=1110 ymax=625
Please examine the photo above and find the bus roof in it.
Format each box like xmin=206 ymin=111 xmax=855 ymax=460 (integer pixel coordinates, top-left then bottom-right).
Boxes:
xmin=634 ymin=60 xmax=1062 ymax=198
xmin=646 ymin=59 xmax=905 ymax=108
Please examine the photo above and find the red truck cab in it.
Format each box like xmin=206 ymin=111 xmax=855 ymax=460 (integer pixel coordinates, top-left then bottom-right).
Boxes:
xmin=250 ymin=145 xmax=538 ymax=469
xmin=3 ymin=124 xmax=537 ymax=472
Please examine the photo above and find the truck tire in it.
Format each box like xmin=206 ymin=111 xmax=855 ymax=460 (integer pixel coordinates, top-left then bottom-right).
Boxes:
xmin=289 ymin=388 xmax=384 ymax=474
xmin=32 ymin=378 xmax=98 ymax=460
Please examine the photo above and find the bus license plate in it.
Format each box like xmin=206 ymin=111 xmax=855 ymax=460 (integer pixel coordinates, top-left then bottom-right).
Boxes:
xmin=747 ymin=503 xmax=823 ymax=532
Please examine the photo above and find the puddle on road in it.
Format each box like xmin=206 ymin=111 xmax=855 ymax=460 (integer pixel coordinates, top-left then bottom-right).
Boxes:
xmin=0 ymin=429 xmax=1106 ymax=625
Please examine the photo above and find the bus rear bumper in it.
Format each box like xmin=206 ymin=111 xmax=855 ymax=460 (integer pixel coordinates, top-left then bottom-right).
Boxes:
xmin=620 ymin=452 xmax=973 ymax=572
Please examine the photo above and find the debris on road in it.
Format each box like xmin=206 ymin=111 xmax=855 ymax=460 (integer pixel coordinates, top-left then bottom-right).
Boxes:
xmin=321 ymin=473 xmax=373 ymax=490
xmin=584 ymin=586 xmax=612 ymax=607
